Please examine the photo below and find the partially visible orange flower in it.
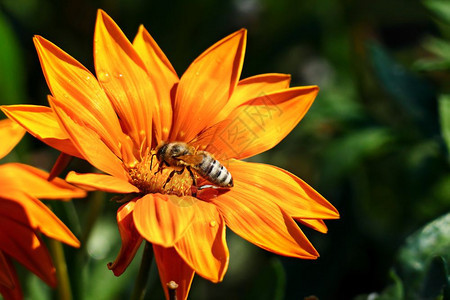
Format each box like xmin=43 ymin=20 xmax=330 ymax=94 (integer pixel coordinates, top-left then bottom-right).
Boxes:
xmin=2 ymin=10 xmax=339 ymax=299
xmin=0 ymin=119 xmax=86 ymax=300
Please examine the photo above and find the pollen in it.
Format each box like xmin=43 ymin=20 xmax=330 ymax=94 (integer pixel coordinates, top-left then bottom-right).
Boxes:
xmin=128 ymin=150 xmax=194 ymax=197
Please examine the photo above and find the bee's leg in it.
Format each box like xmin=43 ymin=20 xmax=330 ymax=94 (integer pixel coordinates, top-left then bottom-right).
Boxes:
xmin=197 ymin=184 xmax=219 ymax=190
xmin=186 ymin=166 xmax=197 ymax=186
xmin=149 ymin=153 xmax=156 ymax=170
xmin=186 ymin=167 xmax=199 ymax=197
xmin=163 ymin=169 xmax=176 ymax=188
xmin=154 ymin=160 xmax=168 ymax=175
xmin=162 ymin=167 xmax=185 ymax=188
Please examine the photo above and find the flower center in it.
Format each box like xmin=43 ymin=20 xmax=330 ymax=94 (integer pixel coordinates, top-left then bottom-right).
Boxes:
xmin=128 ymin=150 xmax=194 ymax=197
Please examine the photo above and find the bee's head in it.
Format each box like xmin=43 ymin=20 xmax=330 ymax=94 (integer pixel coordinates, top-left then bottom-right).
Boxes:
xmin=155 ymin=142 xmax=168 ymax=160
xmin=169 ymin=143 xmax=184 ymax=157
xmin=156 ymin=142 xmax=187 ymax=160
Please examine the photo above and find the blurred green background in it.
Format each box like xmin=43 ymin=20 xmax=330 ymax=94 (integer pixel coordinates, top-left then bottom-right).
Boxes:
xmin=1 ymin=0 xmax=450 ymax=299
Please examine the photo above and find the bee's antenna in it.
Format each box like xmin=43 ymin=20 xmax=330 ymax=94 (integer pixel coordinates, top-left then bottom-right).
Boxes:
xmin=150 ymin=153 xmax=156 ymax=170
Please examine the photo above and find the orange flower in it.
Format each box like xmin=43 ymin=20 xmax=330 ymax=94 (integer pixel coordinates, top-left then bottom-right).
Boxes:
xmin=2 ymin=10 xmax=339 ymax=299
xmin=0 ymin=119 xmax=86 ymax=300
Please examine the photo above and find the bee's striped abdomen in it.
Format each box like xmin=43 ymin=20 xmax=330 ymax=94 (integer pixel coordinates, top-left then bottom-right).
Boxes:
xmin=196 ymin=153 xmax=233 ymax=187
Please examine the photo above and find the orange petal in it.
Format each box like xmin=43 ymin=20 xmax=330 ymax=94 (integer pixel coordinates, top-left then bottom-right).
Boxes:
xmin=227 ymin=160 xmax=339 ymax=220
xmin=66 ymin=171 xmax=139 ymax=194
xmin=0 ymin=163 xmax=86 ymax=199
xmin=94 ymin=10 xmax=155 ymax=149
xmin=0 ymin=204 xmax=56 ymax=287
xmin=133 ymin=26 xmax=178 ymax=142
xmin=49 ymin=96 xmax=128 ymax=181
xmin=33 ymin=35 xmax=124 ymax=158
xmin=212 ymin=183 xmax=319 ymax=259
xmin=298 ymin=219 xmax=328 ymax=233
xmin=108 ymin=200 xmax=143 ymax=276
xmin=48 ymin=152 xmax=73 ymax=181
xmin=0 ymin=251 xmax=14 ymax=289
xmin=170 ymin=29 xmax=247 ymax=142
xmin=208 ymin=86 xmax=318 ymax=160
xmin=0 ymin=191 xmax=80 ymax=248
xmin=0 ymin=252 xmax=22 ymax=300
xmin=133 ymin=194 xmax=195 ymax=248
xmin=1 ymin=105 xmax=81 ymax=158
xmin=211 ymin=73 xmax=291 ymax=125
xmin=174 ymin=201 xmax=229 ymax=282
xmin=0 ymin=284 xmax=22 ymax=300
xmin=0 ymin=119 xmax=25 ymax=160
xmin=153 ymin=245 xmax=194 ymax=300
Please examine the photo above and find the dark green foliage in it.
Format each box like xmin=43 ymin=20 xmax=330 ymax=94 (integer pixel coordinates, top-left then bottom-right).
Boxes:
xmin=1 ymin=0 xmax=450 ymax=299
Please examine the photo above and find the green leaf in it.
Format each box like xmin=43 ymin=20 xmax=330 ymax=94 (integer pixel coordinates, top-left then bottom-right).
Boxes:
xmin=354 ymin=270 xmax=404 ymax=300
xmin=413 ymin=58 xmax=450 ymax=72
xmin=423 ymin=0 xmax=450 ymax=25
xmin=421 ymin=256 xmax=449 ymax=299
xmin=244 ymin=258 xmax=286 ymax=300
xmin=413 ymin=37 xmax=450 ymax=72
xmin=439 ymin=94 xmax=450 ymax=153
xmin=377 ymin=270 xmax=404 ymax=300
xmin=397 ymin=212 xmax=450 ymax=299
xmin=423 ymin=37 xmax=450 ymax=61
xmin=0 ymin=11 xmax=26 ymax=106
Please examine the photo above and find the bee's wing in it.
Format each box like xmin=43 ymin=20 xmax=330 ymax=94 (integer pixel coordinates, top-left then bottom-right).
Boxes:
xmin=177 ymin=154 xmax=204 ymax=165
xmin=189 ymin=119 xmax=231 ymax=149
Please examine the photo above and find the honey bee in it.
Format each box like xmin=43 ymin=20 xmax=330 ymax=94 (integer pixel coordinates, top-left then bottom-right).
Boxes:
xmin=155 ymin=142 xmax=233 ymax=189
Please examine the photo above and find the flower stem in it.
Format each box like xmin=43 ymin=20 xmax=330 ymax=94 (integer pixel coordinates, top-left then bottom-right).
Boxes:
xmin=130 ymin=241 xmax=154 ymax=300
xmin=48 ymin=239 xmax=72 ymax=300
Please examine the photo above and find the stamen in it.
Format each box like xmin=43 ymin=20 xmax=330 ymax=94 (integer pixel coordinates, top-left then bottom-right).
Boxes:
xmin=128 ymin=149 xmax=194 ymax=197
